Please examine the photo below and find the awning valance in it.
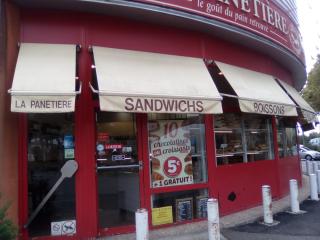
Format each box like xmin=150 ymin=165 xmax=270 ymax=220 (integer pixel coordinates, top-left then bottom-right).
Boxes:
xmin=277 ymin=79 xmax=317 ymax=122
xmin=91 ymin=46 xmax=223 ymax=114
xmin=215 ymin=61 xmax=298 ymax=116
xmin=9 ymin=43 xmax=79 ymax=113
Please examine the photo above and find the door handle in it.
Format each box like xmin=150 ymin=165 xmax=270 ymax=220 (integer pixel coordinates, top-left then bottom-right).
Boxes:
xmin=139 ymin=160 xmax=143 ymax=170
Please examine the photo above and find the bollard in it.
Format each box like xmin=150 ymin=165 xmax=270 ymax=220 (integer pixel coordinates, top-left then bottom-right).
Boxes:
xmin=289 ymin=179 xmax=300 ymax=213
xmin=262 ymin=185 xmax=273 ymax=224
xmin=317 ymin=170 xmax=320 ymax=194
xmin=310 ymin=174 xmax=319 ymax=200
xmin=307 ymin=160 xmax=313 ymax=175
xmin=313 ymin=161 xmax=318 ymax=174
xmin=207 ymin=198 xmax=220 ymax=240
xmin=135 ymin=208 xmax=149 ymax=240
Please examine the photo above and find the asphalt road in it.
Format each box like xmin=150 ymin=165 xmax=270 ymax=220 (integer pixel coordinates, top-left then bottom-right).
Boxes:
xmin=222 ymin=200 xmax=320 ymax=240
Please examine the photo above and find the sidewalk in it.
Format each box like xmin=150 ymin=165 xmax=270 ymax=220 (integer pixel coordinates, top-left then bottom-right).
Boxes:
xmin=100 ymin=175 xmax=309 ymax=240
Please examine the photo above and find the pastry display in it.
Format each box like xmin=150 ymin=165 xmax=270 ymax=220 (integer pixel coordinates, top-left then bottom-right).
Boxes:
xmin=152 ymin=172 xmax=164 ymax=181
xmin=184 ymin=152 xmax=192 ymax=162
xmin=184 ymin=163 xmax=193 ymax=175
xmin=151 ymin=157 xmax=160 ymax=170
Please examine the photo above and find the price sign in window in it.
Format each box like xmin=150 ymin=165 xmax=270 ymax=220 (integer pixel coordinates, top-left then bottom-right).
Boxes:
xmin=148 ymin=114 xmax=207 ymax=188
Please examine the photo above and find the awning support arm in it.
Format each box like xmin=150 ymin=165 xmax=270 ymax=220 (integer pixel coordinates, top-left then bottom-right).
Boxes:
xmin=89 ymin=82 xmax=99 ymax=94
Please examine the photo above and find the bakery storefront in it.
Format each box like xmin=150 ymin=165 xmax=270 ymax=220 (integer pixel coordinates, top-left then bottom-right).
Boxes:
xmin=2 ymin=0 xmax=317 ymax=239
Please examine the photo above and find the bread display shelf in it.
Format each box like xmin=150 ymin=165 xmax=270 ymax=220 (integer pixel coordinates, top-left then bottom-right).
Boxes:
xmin=247 ymin=150 xmax=269 ymax=155
xmin=216 ymin=152 xmax=244 ymax=157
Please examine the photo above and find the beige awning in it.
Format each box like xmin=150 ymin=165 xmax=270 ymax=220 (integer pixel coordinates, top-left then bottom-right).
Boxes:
xmin=277 ymin=79 xmax=317 ymax=122
xmin=91 ymin=46 xmax=223 ymax=114
xmin=9 ymin=43 xmax=79 ymax=113
xmin=215 ymin=61 xmax=298 ymax=116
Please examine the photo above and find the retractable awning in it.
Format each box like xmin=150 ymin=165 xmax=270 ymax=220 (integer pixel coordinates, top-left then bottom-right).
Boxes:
xmin=8 ymin=43 xmax=80 ymax=113
xmin=277 ymin=79 xmax=317 ymax=122
xmin=215 ymin=61 xmax=298 ymax=116
xmin=91 ymin=46 xmax=223 ymax=114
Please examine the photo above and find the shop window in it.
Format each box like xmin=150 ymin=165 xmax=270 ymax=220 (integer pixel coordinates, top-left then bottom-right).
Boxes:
xmin=96 ymin=112 xmax=139 ymax=228
xmin=214 ymin=114 xmax=274 ymax=165
xmin=243 ymin=115 xmax=274 ymax=162
xmin=214 ymin=114 xmax=244 ymax=165
xmin=27 ymin=114 xmax=75 ymax=237
xmin=148 ymin=114 xmax=207 ymax=188
xmin=151 ymin=189 xmax=208 ymax=226
xmin=277 ymin=119 xmax=298 ymax=158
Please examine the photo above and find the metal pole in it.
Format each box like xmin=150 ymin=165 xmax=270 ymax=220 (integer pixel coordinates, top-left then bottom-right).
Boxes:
xmin=207 ymin=198 xmax=220 ymax=240
xmin=289 ymin=179 xmax=300 ymax=213
xmin=310 ymin=174 xmax=319 ymax=200
xmin=135 ymin=208 xmax=149 ymax=240
xmin=307 ymin=160 xmax=313 ymax=175
xmin=316 ymin=170 xmax=320 ymax=194
xmin=262 ymin=185 xmax=273 ymax=224
xmin=313 ymin=161 xmax=318 ymax=174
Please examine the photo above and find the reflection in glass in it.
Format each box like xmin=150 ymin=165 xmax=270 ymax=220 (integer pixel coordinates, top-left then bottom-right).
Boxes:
xmin=27 ymin=114 xmax=75 ymax=237
xmin=277 ymin=119 xmax=298 ymax=158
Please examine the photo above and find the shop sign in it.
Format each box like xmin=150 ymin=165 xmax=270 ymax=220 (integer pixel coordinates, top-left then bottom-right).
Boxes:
xmin=11 ymin=96 xmax=75 ymax=113
xmin=152 ymin=206 xmax=173 ymax=226
xmin=112 ymin=154 xmax=126 ymax=161
xmin=97 ymin=132 xmax=109 ymax=142
xmin=239 ymin=99 xmax=297 ymax=116
xmin=105 ymin=144 xmax=123 ymax=149
xmin=99 ymin=95 xmax=222 ymax=114
xmin=150 ymin=120 xmax=193 ymax=188
xmin=51 ymin=220 xmax=76 ymax=236
xmin=135 ymin=0 xmax=304 ymax=62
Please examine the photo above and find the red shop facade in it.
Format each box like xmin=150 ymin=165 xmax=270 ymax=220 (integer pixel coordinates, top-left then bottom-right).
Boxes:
xmin=0 ymin=0 xmax=316 ymax=239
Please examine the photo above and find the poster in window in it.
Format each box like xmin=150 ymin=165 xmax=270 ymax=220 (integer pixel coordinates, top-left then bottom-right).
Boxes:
xmin=175 ymin=197 xmax=193 ymax=222
xmin=149 ymin=120 xmax=193 ymax=188
xmin=152 ymin=206 xmax=173 ymax=226
xmin=196 ymin=196 xmax=208 ymax=218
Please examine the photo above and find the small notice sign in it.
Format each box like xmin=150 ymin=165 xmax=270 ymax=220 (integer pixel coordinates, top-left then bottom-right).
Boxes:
xmin=51 ymin=220 xmax=76 ymax=236
xmin=64 ymin=148 xmax=75 ymax=159
xmin=152 ymin=206 xmax=173 ymax=226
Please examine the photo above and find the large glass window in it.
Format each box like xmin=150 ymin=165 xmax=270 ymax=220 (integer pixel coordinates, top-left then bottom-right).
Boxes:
xmin=148 ymin=114 xmax=207 ymax=188
xmin=214 ymin=114 xmax=244 ymax=165
xmin=96 ymin=112 xmax=139 ymax=228
xmin=214 ymin=114 xmax=274 ymax=165
xmin=277 ymin=119 xmax=298 ymax=158
xmin=27 ymin=114 xmax=75 ymax=237
xmin=243 ymin=115 xmax=274 ymax=162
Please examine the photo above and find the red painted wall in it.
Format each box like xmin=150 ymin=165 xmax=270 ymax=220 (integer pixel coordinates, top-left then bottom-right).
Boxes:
xmin=216 ymin=161 xmax=278 ymax=215
xmin=278 ymin=156 xmax=302 ymax=197
xmin=0 ymin=1 xmax=20 ymax=227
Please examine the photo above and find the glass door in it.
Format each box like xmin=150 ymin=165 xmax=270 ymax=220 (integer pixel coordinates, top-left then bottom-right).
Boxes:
xmin=96 ymin=112 xmax=142 ymax=229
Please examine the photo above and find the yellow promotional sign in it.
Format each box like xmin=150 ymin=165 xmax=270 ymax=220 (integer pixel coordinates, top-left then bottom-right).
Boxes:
xmin=152 ymin=206 xmax=173 ymax=226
